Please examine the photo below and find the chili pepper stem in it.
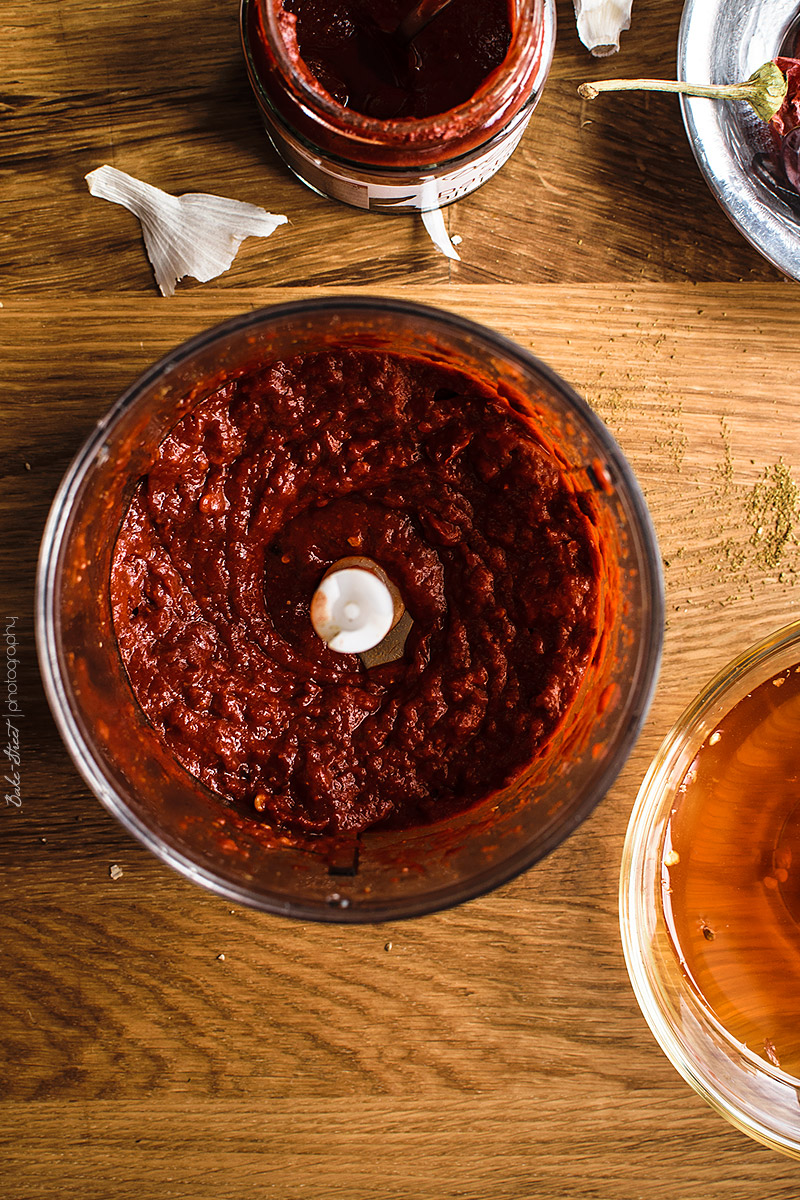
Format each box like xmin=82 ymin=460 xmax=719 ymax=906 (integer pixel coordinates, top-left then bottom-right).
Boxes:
xmin=579 ymin=78 xmax=762 ymax=102
xmin=578 ymin=61 xmax=788 ymax=123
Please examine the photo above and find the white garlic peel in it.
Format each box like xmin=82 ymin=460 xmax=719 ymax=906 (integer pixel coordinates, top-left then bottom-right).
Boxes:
xmin=421 ymin=206 xmax=461 ymax=260
xmin=573 ymin=0 xmax=633 ymax=57
xmin=418 ymin=179 xmax=461 ymax=261
xmin=85 ymin=165 xmax=288 ymax=296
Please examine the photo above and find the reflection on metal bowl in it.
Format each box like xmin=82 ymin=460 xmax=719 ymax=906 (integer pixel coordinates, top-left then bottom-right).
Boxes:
xmin=679 ymin=0 xmax=800 ymax=277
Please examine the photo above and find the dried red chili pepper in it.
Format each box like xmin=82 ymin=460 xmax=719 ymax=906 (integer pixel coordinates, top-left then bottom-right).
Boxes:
xmin=770 ymin=57 xmax=800 ymax=135
xmin=771 ymin=57 xmax=800 ymax=190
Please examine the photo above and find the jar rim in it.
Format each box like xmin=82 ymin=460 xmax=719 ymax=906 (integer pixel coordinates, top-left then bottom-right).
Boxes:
xmin=243 ymin=0 xmax=547 ymax=154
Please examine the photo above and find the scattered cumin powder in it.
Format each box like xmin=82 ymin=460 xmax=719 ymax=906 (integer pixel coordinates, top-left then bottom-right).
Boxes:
xmin=582 ymin=361 xmax=799 ymax=611
xmin=709 ymin=421 xmax=800 ymax=598
xmin=709 ymin=419 xmax=748 ymax=590
xmin=583 ymin=387 xmax=633 ymax=426
xmin=744 ymin=459 xmax=800 ymax=571
xmin=716 ymin=416 xmax=735 ymax=492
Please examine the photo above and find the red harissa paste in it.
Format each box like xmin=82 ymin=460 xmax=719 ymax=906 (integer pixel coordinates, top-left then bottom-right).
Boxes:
xmin=111 ymin=351 xmax=604 ymax=836
xmin=282 ymin=0 xmax=512 ymax=120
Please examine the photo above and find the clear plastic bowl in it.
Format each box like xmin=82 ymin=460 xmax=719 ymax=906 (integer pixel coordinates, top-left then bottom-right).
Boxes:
xmin=37 ymin=297 xmax=663 ymax=922
xmin=621 ymin=619 xmax=800 ymax=1158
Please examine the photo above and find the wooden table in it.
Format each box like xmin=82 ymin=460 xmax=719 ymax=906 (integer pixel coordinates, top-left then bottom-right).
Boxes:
xmin=4 ymin=0 xmax=800 ymax=1195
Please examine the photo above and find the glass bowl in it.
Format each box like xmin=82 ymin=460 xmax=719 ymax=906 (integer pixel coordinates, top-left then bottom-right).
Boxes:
xmin=621 ymin=619 xmax=800 ymax=1158
xmin=37 ymin=297 xmax=663 ymax=922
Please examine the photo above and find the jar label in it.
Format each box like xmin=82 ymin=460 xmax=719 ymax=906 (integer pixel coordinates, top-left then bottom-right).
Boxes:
xmin=261 ymin=106 xmax=533 ymax=213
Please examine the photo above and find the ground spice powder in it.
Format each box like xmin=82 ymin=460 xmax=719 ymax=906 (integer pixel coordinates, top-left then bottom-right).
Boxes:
xmin=745 ymin=459 xmax=800 ymax=572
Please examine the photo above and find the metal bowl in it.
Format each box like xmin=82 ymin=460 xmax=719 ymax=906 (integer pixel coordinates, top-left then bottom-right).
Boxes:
xmin=679 ymin=0 xmax=800 ymax=278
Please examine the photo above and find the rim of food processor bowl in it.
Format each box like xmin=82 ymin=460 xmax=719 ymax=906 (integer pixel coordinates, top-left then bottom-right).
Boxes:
xmin=619 ymin=617 xmax=800 ymax=1158
xmin=37 ymin=296 xmax=665 ymax=923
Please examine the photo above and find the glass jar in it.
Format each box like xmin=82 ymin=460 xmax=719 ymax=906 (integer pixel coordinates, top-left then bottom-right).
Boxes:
xmin=239 ymin=0 xmax=555 ymax=211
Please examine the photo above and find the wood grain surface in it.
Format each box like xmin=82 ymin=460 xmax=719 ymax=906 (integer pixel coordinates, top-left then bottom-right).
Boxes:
xmin=3 ymin=0 xmax=793 ymax=290
xmin=4 ymin=0 xmax=800 ymax=1196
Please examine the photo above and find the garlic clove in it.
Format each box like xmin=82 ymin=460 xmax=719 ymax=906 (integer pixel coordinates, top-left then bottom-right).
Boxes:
xmin=86 ymin=165 xmax=288 ymax=296
xmin=573 ymin=0 xmax=633 ymax=58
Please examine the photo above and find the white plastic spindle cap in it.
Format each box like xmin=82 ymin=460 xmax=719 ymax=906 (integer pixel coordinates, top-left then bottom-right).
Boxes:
xmin=310 ymin=567 xmax=396 ymax=654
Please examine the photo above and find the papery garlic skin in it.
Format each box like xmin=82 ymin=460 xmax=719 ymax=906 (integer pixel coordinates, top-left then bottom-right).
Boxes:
xmin=573 ymin=0 xmax=633 ymax=57
xmin=419 ymin=180 xmax=462 ymax=261
xmin=420 ymin=207 xmax=461 ymax=261
xmin=86 ymin=166 xmax=288 ymax=296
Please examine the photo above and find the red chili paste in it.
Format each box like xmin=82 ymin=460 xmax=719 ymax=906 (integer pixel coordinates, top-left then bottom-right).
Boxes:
xmin=111 ymin=351 xmax=603 ymax=836
xmin=281 ymin=0 xmax=512 ymax=119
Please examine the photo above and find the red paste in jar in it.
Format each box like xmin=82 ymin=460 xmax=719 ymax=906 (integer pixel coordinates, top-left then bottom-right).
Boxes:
xmin=281 ymin=0 xmax=512 ymax=119
xmin=111 ymin=351 xmax=604 ymax=836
